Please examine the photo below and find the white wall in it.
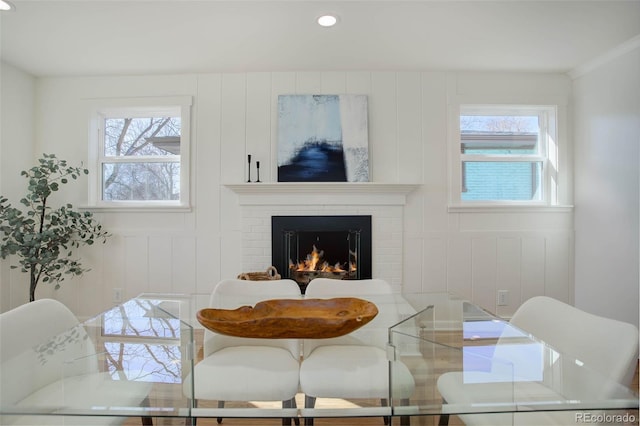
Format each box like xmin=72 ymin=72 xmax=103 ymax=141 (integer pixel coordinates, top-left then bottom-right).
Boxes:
xmin=0 ymin=62 xmax=36 ymax=312
xmin=572 ymin=42 xmax=640 ymax=328
xmin=1 ymin=70 xmax=576 ymax=321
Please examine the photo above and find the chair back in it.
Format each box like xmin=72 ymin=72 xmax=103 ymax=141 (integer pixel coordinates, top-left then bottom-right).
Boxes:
xmin=0 ymin=299 xmax=97 ymax=407
xmin=496 ymin=296 xmax=639 ymax=399
xmin=510 ymin=296 xmax=638 ymax=386
xmin=305 ymin=278 xmax=393 ymax=296
xmin=203 ymin=279 xmax=302 ymax=358
xmin=303 ymin=278 xmax=409 ymax=356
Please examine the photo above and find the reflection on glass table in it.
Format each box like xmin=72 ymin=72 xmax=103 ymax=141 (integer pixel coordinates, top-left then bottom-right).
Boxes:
xmin=390 ymin=293 xmax=639 ymax=425
xmin=0 ymin=295 xmax=195 ymax=425
xmin=101 ymin=298 xmax=186 ymax=384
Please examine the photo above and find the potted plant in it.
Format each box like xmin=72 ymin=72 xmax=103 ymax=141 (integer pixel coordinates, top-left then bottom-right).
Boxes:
xmin=0 ymin=153 xmax=110 ymax=302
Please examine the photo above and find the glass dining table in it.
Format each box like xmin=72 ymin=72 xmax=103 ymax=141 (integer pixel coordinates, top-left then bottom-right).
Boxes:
xmin=1 ymin=292 xmax=637 ymax=425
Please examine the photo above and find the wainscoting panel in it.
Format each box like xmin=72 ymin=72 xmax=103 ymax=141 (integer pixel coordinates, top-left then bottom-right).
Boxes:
xmin=471 ymin=237 xmax=499 ymax=312
xmin=496 ymin=237 xmax=522 ymax=318
xmin=544 ymin=233 xmax=573 ymax=303
xmin=171 ymin=236 xmax=197 ymax=294
xmin=407 ymin=231 xmax=574 ymax=316
xmin=521 ymin=236 xmax=547 ymax=302
xmin=446 ymin=236 xmax=473 ymax=301
xmin=124 ymin=236 xmax=151 ymax=298
xmin=149 ymin=236 xmax=173 ymax=294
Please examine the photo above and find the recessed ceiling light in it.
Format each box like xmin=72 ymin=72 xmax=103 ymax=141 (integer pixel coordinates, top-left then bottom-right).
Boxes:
xmin=0 ymin=0 xmax=15 ymax=11
xmin=317 ymin=15 xmax=338 ymax=27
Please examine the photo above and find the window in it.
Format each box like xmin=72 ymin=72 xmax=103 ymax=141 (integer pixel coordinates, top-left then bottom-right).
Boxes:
xmin=452 ymin=105 xmax=557 ymax=206
xmin=88 ymin=97 xmax=192 ymax=208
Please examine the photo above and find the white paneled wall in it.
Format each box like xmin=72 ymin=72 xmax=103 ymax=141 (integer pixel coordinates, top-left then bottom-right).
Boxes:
xmin=1 ymin=70 xmax=574 ymax=319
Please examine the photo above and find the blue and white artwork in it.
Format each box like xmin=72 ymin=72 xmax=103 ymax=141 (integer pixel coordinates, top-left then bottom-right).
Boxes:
xmin=277 ymin=94 xmax=369 ymax=182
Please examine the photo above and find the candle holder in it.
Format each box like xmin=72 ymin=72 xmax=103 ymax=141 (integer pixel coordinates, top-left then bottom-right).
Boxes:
xmin=247 ymin=154 xmax=252 ymax=183
xmin=256 ymin=161 xmax=261 ymax=183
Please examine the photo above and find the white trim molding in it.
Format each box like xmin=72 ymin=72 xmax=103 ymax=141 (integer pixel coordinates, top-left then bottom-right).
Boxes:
xmin=224 ymin=182 xmax=419 ymax=206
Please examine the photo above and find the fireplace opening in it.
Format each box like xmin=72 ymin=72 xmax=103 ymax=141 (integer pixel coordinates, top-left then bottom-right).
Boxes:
xmin=272 ymin=216 xmax=372 ymax=292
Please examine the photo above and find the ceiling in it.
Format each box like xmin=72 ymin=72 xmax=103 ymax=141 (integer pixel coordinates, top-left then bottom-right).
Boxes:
xmin=1 ymin=0 xmax=640 ymax=77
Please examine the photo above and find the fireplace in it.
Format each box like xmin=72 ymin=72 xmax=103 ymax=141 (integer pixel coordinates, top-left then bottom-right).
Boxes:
xmin=271 ymin=215 xmax=372 ymax=292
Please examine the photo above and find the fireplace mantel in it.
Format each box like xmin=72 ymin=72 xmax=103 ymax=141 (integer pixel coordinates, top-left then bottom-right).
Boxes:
xmin=225 ymin=182 xmax=419 ymax=206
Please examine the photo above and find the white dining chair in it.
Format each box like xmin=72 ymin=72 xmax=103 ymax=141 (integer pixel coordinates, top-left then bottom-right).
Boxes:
xmin=0 ymin=299 xmax=152 ymax=425
xmin=437 ymin=296 xmax=639 ymax=425
xmin=186 ymin=278 xmax=302 ymax=425
xmin=299 ymin=278 xmax=416 ymax=426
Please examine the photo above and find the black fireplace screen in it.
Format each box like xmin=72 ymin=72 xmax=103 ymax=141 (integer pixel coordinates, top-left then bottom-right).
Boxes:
xmin=271 ymin=215 xmax=372 ymax=291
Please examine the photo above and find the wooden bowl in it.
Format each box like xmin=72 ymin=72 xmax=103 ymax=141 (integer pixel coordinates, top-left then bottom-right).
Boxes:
xmin=197 ymin=297 xmax=378 ymax=339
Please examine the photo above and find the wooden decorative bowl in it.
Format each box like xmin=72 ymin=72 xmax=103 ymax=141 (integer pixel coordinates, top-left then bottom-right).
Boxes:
xmin=197 ymin=297 xmax=378 ymax=339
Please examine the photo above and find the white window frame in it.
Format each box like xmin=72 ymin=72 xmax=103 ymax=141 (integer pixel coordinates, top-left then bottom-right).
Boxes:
xmin=449 ymin=104 xmax=559 ymax=210
xmin=87 ymin=96 xmax=192 ymax=211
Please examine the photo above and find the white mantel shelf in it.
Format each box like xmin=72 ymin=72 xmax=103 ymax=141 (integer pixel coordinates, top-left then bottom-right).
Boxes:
xmin=224 ymin=182 xmax=420 ymax=206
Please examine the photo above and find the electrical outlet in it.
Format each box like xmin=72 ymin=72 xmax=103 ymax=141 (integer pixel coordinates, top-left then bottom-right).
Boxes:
xmin=113 ymin=288 xmax=123 ymax=303
xmin=497 ymin=290 xmax=509 ymax=306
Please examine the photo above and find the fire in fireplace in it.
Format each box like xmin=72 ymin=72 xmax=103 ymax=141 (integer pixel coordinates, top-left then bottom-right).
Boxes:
xmin=272 ymin=215 xmax=372 ymax=292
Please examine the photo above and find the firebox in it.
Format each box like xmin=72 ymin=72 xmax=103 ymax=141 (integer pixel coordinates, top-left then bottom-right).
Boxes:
xmin=271 ymin=215 xmax=372 ymax=292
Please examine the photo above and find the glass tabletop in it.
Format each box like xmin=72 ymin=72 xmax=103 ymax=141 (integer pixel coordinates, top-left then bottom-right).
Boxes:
xmin=389 ymin=293 xmax=639 ymax=422
xmin=1 ymin=291 xmax=637 ymax=424
xmin=0 ymin=294 xmax=196 ymax=425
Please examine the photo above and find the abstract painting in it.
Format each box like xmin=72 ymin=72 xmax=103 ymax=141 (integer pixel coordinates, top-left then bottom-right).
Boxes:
xmin=277 ymin=94 xmax=369 ymax=182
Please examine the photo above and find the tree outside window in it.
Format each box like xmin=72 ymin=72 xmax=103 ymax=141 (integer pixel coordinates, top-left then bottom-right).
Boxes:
xmin=89 ymin=96 xmax=192 ymax=208
xmin=102 ymin=116 xmax=181 ymax=201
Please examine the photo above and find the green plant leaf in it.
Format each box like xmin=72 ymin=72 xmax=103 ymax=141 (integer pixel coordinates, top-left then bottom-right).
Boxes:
xmin=0 ymin=154 xmax=111 ymax=300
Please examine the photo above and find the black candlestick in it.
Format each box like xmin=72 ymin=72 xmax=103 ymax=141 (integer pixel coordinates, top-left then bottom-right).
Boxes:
xmin=256 ymin=161 xmax=261 ymax=183
xmin=247 ymin=154 xmax=252 ymax=182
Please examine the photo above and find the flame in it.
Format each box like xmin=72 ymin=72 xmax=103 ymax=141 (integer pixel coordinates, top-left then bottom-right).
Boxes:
xmin=290 ymin=245 xmax=352 ymax=273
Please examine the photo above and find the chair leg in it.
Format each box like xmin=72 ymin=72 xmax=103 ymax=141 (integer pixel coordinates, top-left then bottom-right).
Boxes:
xmin=217 ymin=400 xmax=224 ymax=424
xmin=282 ymin=397 xmax=299 ymax=426
xmin=438 ymin=397 xmax=449 ymax=426
xmin=380 ymin=398 xmax=390 ymax=425
xmin=186 ymin=399 xmax=197 ymax=426
xmin=141 ymin=396 xmax=153 ymax=425
xmin=400 ymin=398 xmax=410 ymax=426
xmin=304 ymin=396 xmax=316 ymax=426
xmin=382 ymin=398 xmax=410 ymax=425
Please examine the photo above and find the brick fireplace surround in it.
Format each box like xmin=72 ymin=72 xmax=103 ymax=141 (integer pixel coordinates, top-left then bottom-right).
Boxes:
xmin=226 ymin=183 xmax=417 ymax=291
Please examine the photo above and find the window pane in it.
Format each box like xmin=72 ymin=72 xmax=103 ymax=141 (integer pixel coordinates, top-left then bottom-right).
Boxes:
xmin=104 ymin=342 xmax=182 ymax=383
xmin=462 ymin=161 xmax=542 ymax=201
xmin=102 ymin=162 xmax=180 ymax=201
xmin=461 ymin=115 xmax=539 ymax=154
xmin=104 ymin=117 xmax=181 ymax=157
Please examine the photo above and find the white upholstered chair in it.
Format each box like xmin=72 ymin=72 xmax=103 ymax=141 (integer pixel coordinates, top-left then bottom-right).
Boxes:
xmin=299 ymin=278 xmax=416 ymax=425
xmin=186 ymin=279 xmax=302 ymax=425
xmin=0 ymin=299 xmax=152 ymax=425
xmin=437 ymin=296 xmax=639 ymax=425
